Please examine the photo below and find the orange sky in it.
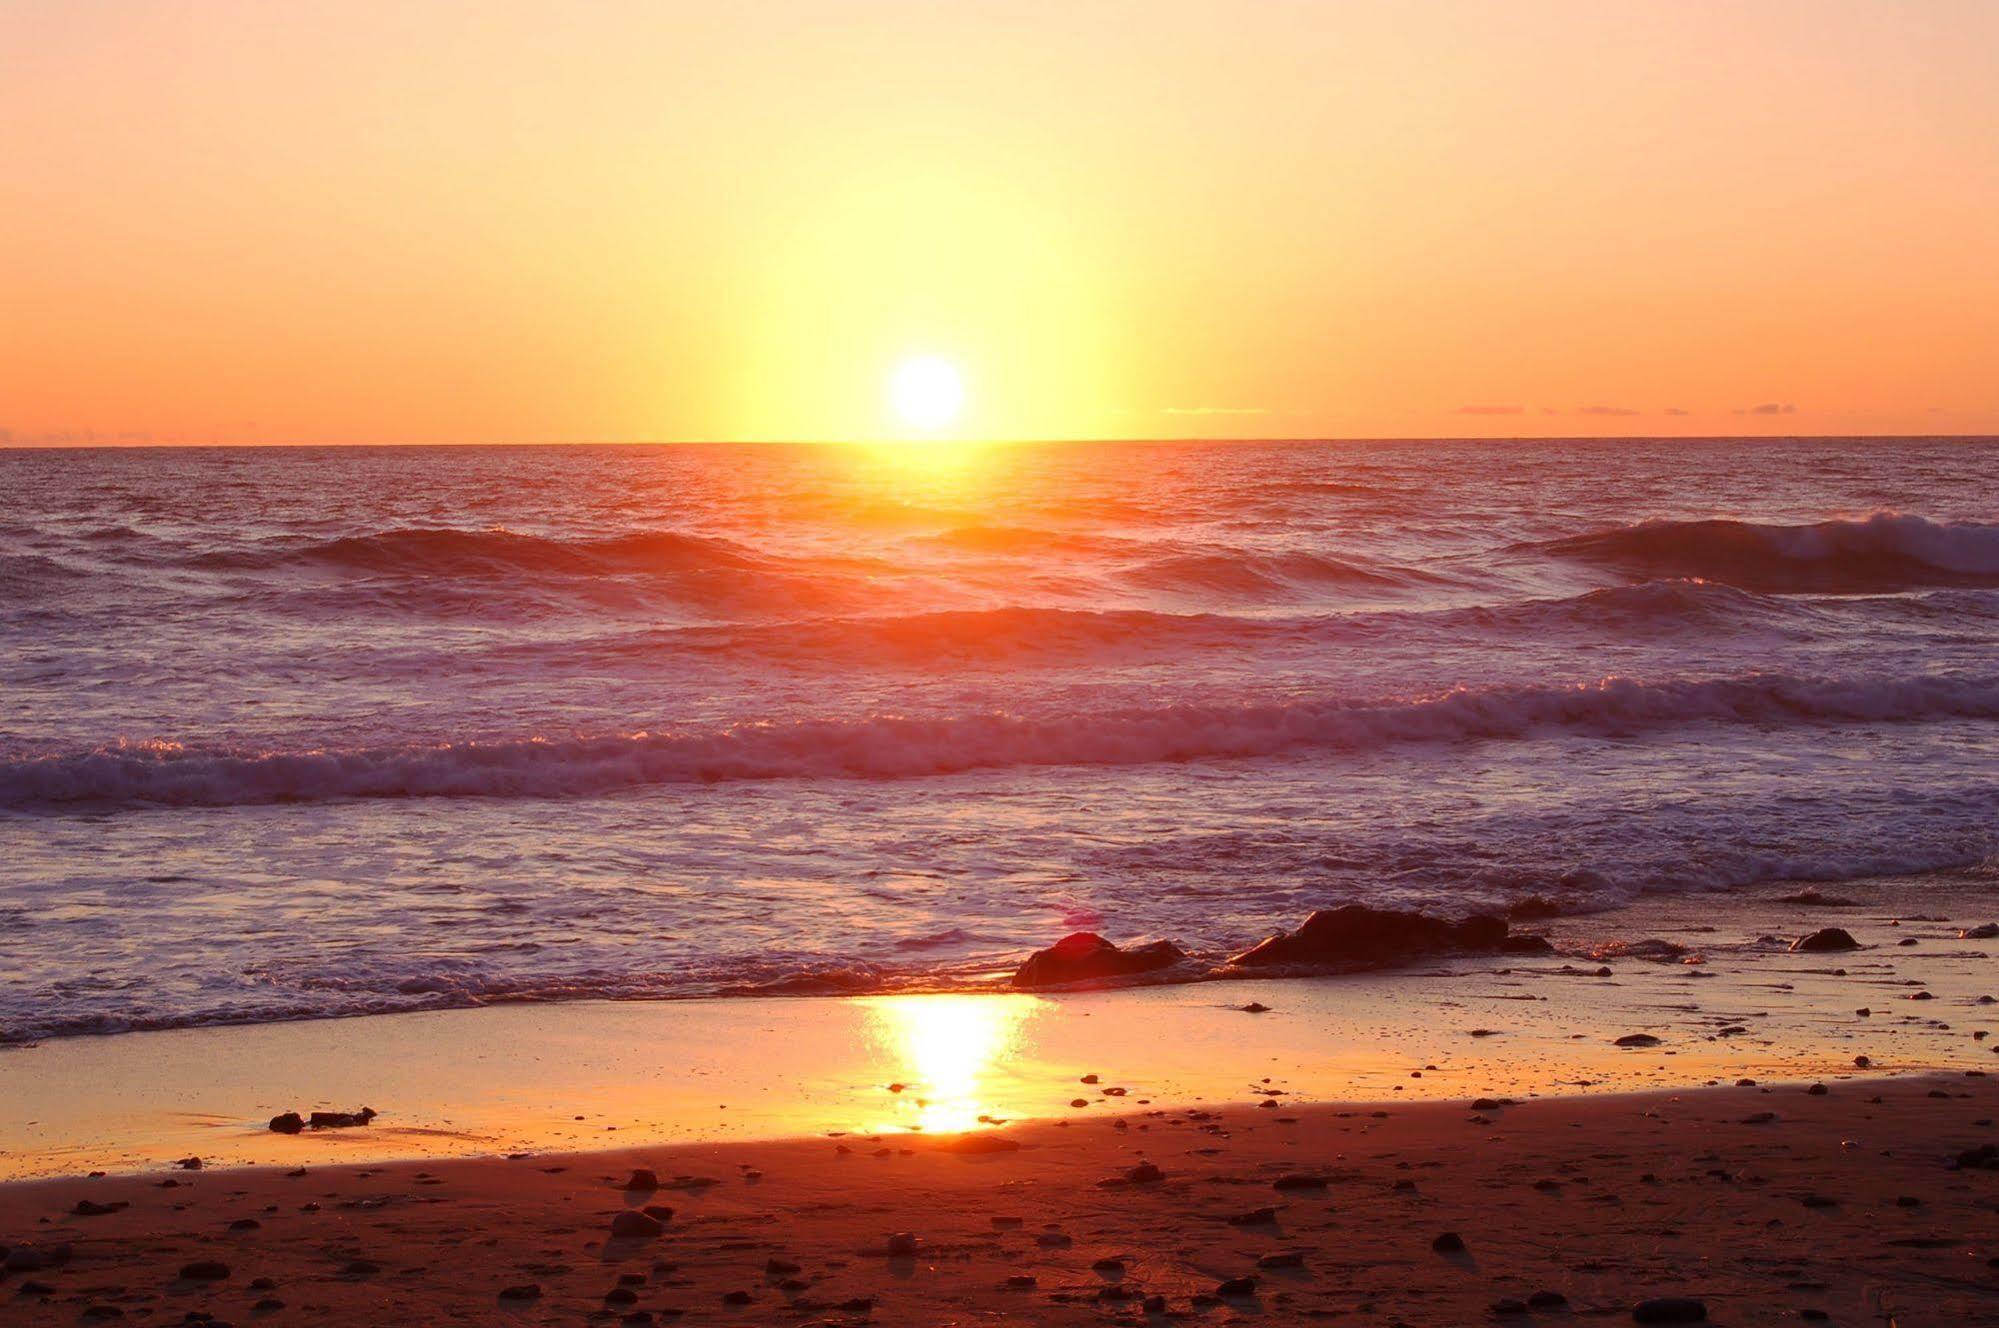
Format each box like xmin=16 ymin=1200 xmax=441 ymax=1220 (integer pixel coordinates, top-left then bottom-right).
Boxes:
xmin=4 ymin=0 xmax=1996 ymax=445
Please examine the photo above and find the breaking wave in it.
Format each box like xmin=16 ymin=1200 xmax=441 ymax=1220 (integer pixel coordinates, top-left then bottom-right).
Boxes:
xmin=1543 ymin=512 xmax=1999 ymax=592
xmin=8 ymin=670 xmax=1997 ymax=809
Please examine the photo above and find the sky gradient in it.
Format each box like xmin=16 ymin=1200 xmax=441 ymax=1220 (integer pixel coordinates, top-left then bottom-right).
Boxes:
xmin=4 ymin=0 xmax=1996 ymax=445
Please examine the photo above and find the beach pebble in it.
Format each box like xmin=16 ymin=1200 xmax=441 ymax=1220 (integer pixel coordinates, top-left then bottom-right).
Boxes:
xmin=1615 ymin=1033 xmax=1662 ymax=1047
xmin=1633 ymin=1297 xmax=1708 ymax=1323
xmin=623 ymin=1168 xmax=658 ymax=1191
xmin=1215 ymin=1275 xmax=1258 ymax=1297
xmin=267 ymin=1112 xmax=304 ymax=1134
xmin=178 ymin=1260 xmax=230 ymax=1281
xmin=609 ymin=1211 xmax=664 ymax=1239
xmin=1431 ymin=1232 xmax=1466 ymax=1254
xmin=498 ymin=1284 xmax=541 ymax=1301
xmin=885 ymin=1232 xmax=920 ymax=1256
xmin=1790 ymin=928 xmax=1858 ymax=953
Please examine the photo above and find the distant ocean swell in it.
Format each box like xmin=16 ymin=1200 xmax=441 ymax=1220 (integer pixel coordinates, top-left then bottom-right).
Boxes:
xmin=8 ymin=669 xmax=1997 ymax=809
xmin=397 ymin=581 xmax=1836 ymax=674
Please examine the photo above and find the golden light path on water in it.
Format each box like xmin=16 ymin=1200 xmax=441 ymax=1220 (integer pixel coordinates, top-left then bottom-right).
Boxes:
xmin=856 ymin=994 xmax=1043 ymax=1135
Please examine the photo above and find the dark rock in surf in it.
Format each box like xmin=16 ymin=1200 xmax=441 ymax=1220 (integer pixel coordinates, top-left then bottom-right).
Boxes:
xmin=1790 ymin=928 xmax=1858 ymax=953
xmin=267 ymin=1112 xmax=305 ymax=1134
xmin=1507 ymin=896 xmax=1565 ymax=920
xmin=1777 ymin=889 xmax=1861 ymax=906
xmin=1231 ymin=905 xmax=1511 ymax=969
xmin=1962 ymin=922 xmax=1998 ymax=939
xmin=1500 ymin=934 xmax=1556 ymax=954
xmin=1633 ymin=1297 xmax=1708 ymax=1323
xmin=1011 ymin=933 xmax=1185 ymax=988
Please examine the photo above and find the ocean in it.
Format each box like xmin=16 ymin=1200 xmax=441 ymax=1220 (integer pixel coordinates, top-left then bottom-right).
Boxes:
xmin=3 ymin=437 xmax=1996 ymax=1044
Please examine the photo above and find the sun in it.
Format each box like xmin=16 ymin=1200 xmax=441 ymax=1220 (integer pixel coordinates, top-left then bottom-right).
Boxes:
xmin=888 ymin=355 xmax=966 ymax=432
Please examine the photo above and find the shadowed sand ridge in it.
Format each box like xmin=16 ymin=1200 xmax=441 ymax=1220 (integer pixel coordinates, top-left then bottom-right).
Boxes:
xmin=2 ymin=1079 xmax=1996 ymax=1325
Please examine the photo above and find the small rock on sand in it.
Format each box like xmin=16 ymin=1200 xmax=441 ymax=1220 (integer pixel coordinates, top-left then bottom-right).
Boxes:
xmin=609 ymin=1212 xmax=663 ymax=1239
xmin=1633 ymin=1297 xmax=1708 ymax=1323
xmin=1790 ymin=928 xmax=1858 ymax=953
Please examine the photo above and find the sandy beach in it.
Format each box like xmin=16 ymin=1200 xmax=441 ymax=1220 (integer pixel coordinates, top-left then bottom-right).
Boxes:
xmin=4 ymin=1078 xmax=1996 ymax=1326
xmin=5 ymin=876 xmax=1997 ymax=1323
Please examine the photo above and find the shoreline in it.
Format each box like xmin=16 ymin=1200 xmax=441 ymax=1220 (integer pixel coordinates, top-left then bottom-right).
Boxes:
xmin=4 ymin=873 xmax=1993 ymax=1181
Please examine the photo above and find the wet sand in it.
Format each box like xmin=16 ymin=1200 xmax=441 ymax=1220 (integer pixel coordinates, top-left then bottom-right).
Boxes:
xmin=4 ymin=873 xmax=1993 ymax=1178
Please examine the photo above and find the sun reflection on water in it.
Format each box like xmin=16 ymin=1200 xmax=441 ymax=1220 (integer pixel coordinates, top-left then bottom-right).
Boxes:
xmin=857 ymin=994 xmax=1042 ymax=1134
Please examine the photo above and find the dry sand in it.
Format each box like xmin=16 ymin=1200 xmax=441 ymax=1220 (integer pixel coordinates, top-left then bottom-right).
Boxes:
xmin=3 ymin=1077 xmax=1997 ymax=1325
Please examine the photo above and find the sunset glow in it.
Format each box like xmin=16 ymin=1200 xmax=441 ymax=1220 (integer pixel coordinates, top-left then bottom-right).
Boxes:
xmin=5 ymin=1 xmax=1996 ymax=446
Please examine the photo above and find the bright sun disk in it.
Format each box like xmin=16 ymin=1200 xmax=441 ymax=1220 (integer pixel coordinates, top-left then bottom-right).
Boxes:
xmin=888 ymin=355 xmax=965 ymax=431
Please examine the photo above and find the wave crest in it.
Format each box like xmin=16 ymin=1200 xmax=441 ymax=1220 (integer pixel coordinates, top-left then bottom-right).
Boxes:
xmin=1543 ymin=512 xmax=1999 ymax=591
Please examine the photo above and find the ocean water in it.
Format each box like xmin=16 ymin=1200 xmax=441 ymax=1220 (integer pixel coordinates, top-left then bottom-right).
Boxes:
xmin=3 ymin=438 xmax=1997 ymax=1043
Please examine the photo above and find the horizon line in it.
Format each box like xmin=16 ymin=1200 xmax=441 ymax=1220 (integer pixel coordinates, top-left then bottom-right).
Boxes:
xmin=7 ymin=432 xmax=1999 ymax=453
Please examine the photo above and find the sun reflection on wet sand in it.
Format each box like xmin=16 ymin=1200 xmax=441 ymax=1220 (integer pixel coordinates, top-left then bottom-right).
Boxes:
xmin=856 ymin=994 xmax=1043 ymax=1134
